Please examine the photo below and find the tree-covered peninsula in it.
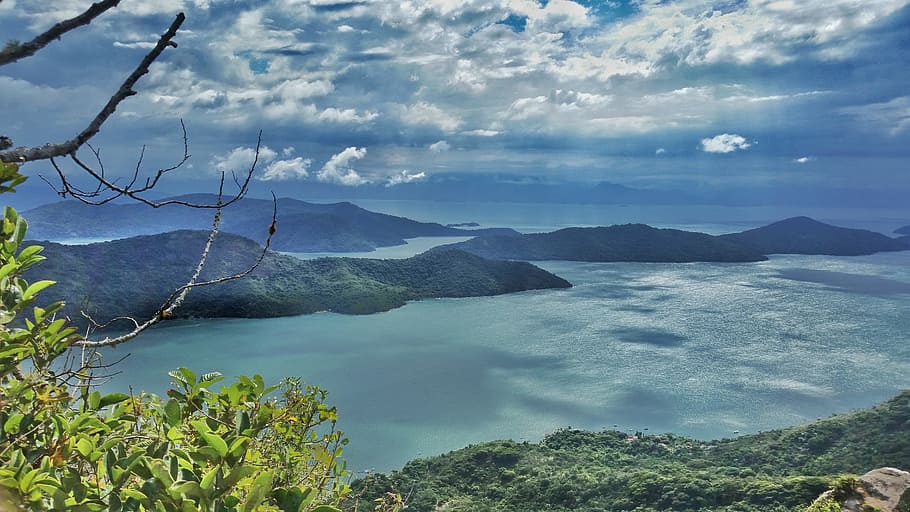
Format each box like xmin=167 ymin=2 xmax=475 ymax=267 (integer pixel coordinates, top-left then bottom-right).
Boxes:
xmin=27 ymin=230 xmax=570 ymax=326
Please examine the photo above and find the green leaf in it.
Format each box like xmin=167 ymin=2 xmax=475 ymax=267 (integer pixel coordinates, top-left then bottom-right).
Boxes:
xmin=219 ymin=465 xmax=256 ymax=493
xmin=21 ymin=280 xmax=54 ymax=302
xmin=166 ymin=426 xmax=185 ymax=442
xmin=169 ymin=481 xmax=202 ymax=500
xmin=164 ymin=398 xmax=181 ymax=427
xmin=311 ymin=506 xmax=343 ymax=512
xmin=76 ymin=438 xmax=94 ymax=458
xmin=88 ymin=391 xmax=101 ymax=410
xmin=0 ymin=262 xmax=16 ymax=281
xmin=146 ymin=459 xmax=174 ymax=488
xmin=191 ymin=421 xmax=228 ymax=458
xmin=3 ymin=414 xmax=23 ymax=434
xmin=200 ymin=466 xmax=218 ymax=492
xmin=228 ymin=436 xmax=250 ymax=458
xmin=99 ymin=393 xmax=130 ymax=408
xmin=120 ymin=488 xmax=148 ymax=502
xmin=241 ymin=471 xmax=274 ymax=512
xmin=12 ymin=215 xmax=27 ymax=246
xmin=16 ymin=245 xmax=43 ymax=260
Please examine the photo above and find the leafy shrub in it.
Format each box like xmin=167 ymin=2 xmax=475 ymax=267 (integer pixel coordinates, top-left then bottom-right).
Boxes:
xmin=0 ymin=167 xmax=368 ymax=511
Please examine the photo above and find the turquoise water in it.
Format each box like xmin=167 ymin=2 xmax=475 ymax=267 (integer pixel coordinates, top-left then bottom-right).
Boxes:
xmin=101 ymin=246 xmax=910 ymax=472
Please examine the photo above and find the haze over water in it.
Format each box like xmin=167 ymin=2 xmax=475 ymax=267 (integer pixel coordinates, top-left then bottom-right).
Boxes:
xmin=103 ymin=203 xmax=910 ymax=472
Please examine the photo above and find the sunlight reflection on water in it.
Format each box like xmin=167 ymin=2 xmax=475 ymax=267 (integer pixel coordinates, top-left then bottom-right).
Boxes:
xmin=102 ymin=250 xmax=910 ymax=471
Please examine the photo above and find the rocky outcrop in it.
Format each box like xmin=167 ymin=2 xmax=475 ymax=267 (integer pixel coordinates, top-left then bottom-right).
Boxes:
xmin=808 ymin=468 xmax=910 ymax=512
xmin=856 ymin=468 xmax=910 ymax=512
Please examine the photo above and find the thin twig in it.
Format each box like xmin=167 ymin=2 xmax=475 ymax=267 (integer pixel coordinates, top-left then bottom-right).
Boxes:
xmin=0 ymin=0 xmax=122 ymax=66
xmin=74 ymin=191 xmax=278 ymax=348
xmin=44 ymin=126 xmax=258 ymax=209
xmin=0 ymin=12 xmax=185 ymax=163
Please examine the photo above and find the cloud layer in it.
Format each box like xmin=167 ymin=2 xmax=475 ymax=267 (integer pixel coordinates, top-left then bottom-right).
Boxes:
xmin=1 ymin=0 xmax=909 ymax=191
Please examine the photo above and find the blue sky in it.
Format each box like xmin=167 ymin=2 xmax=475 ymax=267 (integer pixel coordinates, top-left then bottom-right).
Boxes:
xmin=1 ymin=0 xmax=909 ymax=198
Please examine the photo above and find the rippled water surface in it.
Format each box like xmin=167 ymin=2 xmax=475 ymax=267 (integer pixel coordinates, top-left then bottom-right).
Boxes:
xmin=104 ymin=246 xmax=910 ymax=471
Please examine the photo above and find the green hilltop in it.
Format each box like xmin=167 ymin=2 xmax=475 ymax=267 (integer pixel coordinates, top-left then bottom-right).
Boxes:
xmin=350 ymin=391 xmax=910 ymax=512
xmin=26 ymin=230 xmax=570 ymax=326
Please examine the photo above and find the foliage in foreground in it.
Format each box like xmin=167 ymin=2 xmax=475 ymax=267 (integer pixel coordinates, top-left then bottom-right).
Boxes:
xmin=0 ymin=166 xmax=357 ymax=511
xmin=351 ymin=390 xmax=910 ymax=512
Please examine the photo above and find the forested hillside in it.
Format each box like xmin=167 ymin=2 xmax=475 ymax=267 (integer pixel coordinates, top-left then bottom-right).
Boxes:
xmin=351 ymin=391 xmax=910 ymax=512
xmin=24 ymin=195 xmax=518 ymax=252
xmin=27 ymin=230 xmax=570 ymax=325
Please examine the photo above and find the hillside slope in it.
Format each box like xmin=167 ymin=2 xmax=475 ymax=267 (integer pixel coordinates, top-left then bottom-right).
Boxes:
xmin=720 ymin=217 xmax=908 ymax=256
xmin=27 ymin=230 xmax=570 ymax=325
xmin=435 ymin=223 xmax=769 ymax=262
xmin=437 ymin=217 xmax=908 ymax=262
xmin=23 ymin=195 xmax=518 ymax=252
xmin=351 ymin=391 xmax=910 ymax=512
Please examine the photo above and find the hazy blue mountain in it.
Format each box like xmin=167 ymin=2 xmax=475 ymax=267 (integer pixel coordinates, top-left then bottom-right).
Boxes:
xmin=720 ymin=216 xmax=908 ymax=256
xmin=436 ymin=217 xmax=908 ymax=262
xmin=895 ymin=225 xmax=910 ymax=235
xmin=230 ymin=173 xmax=910 ymax=209
xmin=22 ymin=194 xmax=518 ymax=252
xmin=433 ymin=224 xmax=769 ymax=262
xmin=350 ymin=391 xmax=910 ymax=512
xmin=27 ymin=230 xmax=570 ymax=325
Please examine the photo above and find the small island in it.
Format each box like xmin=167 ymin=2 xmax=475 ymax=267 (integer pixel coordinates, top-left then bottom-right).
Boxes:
xmin=28 ymin=230 xmax=571 ymax=326
xmin=433 ymin=223 xmax=769 ymax=262
xmin=435 ymin=217 xmax=909 ymax=262
xmin=719 ymin=216 xmax=908 ymax=255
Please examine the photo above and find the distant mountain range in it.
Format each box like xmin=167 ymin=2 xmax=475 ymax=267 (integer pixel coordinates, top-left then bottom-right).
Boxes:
xmin=434 ymin=217 xmax=909 ymax=262
xmin=719 ymin=216 xmax=909 ymax=256
xmin=436 ymin=224 xmax=769 ymax=262
xmin=350 ymin=390 xmax=910 ymax=512
xmin=27 ymin=230 xmax=570 ymax=326
xmin=895 ymin=225 xmax=910 ymax=235
xmin=23 ymin=194 xmax=518 ymax=252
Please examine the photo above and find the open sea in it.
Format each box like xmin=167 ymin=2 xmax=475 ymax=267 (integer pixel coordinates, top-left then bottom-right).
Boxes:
xmin=100 ymin=201 xmax=910 ymax=472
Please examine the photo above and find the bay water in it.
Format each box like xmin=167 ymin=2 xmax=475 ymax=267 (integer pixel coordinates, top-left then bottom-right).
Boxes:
xmin=100 ymin=202 xmax=910 ymax=472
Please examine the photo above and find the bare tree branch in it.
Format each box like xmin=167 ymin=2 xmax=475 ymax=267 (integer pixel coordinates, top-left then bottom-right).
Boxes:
xmin=41 ymin=125 xmax=260 ymax=209
xmin=0 ymin=12 xmax=185 ymax=164
xmin=74 ymin=191 xmax=279 ymax=348
xmin=0 ymin=0 xmax=122 ymax=66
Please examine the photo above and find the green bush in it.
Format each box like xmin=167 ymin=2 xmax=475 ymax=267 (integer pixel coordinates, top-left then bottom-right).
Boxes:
xmin=0 ymin=167 xmax=372 ymax=511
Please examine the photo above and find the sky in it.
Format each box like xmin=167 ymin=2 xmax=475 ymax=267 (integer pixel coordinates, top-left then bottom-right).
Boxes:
xmin=1 ymin=0 xmax=909 ymax=201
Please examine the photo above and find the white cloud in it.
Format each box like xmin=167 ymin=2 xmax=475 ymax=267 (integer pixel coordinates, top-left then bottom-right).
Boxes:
xmin=841 ymin=96 xmax=910 ymax=135
xmin=318 ymin=107 xmax=379 ymax=124
xmin=428 ymin=140 xmax=450 ymax=153
xmin=400 ymin=102 xmax=463 ymax=132
xmin=337 ymin=24 xmax=356 ymax=33
xmin=262 ymin=157 xmax=312 ymax=180
xmin=699 ymin=134 xmax=752 ymax=153
xmin=656 ymin=148 xmax=666 ymax=155
xmin=462 ymin=129 xmax=500 ymax=137
xmin=274 ymin=78 xmax=334 ymax=100
xmin=113 ymin=41 xmax=157 ymax=50
xmin=386 ymin=170 xmax=427 ymax=187
xmin=511 ymin=0 xmax=592 ymax=32
xmin=211 ymin=145 xmax=312 ymax=181
xmin=211 ymin=146 xmax=278 ymax=175
xmin=792 ymin=156 xmax=816 ymax=164
xmin=318 ymin=147 xmax=369 ymax=186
